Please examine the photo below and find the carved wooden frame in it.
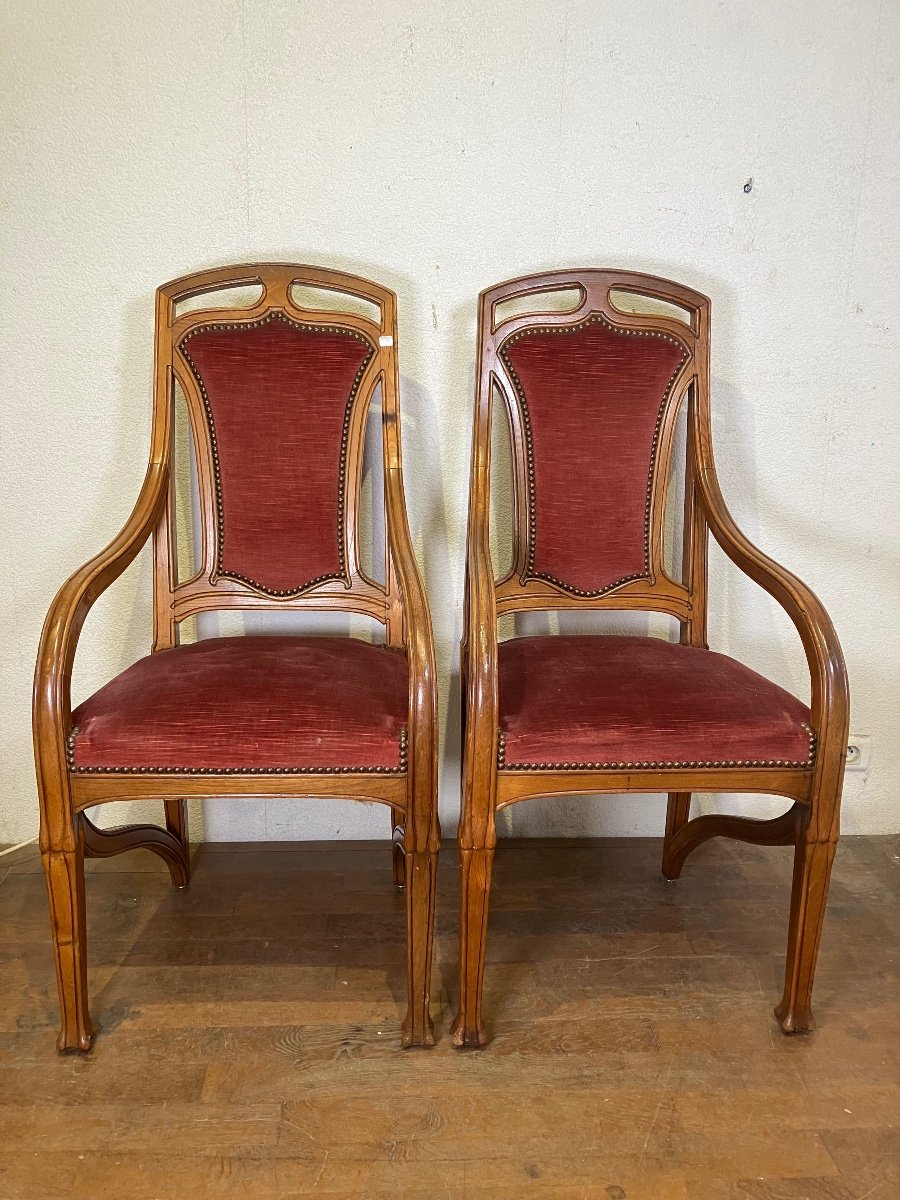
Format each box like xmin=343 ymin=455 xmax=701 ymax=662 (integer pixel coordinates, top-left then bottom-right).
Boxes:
xmin=453 ymin=268 xmax=849 ymax=1048
xmin=34 ymin=264 xmax=439 ymax=1052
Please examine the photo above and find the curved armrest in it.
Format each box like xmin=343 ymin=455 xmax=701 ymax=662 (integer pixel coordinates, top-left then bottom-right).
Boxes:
xmin=696 ymin=460 xmax=848 ymax=743
xmin=459 ymin=365 xmax=500 ymax=841
xmin=33 ymin=461 xmax=170 ymax=751
xmin=384 ymin=466 xmax=438 ymax=819
xmin=462 ymin=372 xmax=499 ymax=735
xmin=458 ymin=513 xmax=499 ymax=846
xmin=463 ymin=522 xmax=498 ymax=730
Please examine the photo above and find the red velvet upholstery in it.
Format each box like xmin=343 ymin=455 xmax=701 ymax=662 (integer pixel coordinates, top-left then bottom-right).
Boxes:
xmin=69 ymin=637 xmax=407 ymax=772
xmin=180 ymin=315 xmax=374 ymax=595
xmin=501 ymin=318 xmax=686 ymax=595
xmin=498 ymin=636 xmax=813 ymax=768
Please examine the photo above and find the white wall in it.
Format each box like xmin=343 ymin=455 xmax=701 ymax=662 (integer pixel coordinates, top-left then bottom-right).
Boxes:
xmin=1 ymin=0 xmax=898 ymax=845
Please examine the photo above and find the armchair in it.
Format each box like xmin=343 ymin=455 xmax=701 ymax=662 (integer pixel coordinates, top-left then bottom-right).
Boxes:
xmin=453 ymin=269 xmax=848 ymax=1047
xmin=34 ymin=264 xmax=439 ymax=1051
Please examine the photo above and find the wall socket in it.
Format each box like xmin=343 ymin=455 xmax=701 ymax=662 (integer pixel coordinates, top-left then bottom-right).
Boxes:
xmin=845 ymin=735 xmax=872 ymax=771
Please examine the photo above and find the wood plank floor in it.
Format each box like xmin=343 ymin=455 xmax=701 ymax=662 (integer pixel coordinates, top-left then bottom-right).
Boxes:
xmin=0 ymin=834 xmax=898 ymax=1199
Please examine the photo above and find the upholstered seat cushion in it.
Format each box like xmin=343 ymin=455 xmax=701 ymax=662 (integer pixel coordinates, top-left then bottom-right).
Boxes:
xmin=69 ymin=636 xmax=408 ymax=773
xmin=498 ymin=635 xmax=813 ymax=769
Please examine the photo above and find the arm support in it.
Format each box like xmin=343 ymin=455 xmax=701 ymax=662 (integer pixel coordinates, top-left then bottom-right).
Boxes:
xmin=460 ymin=520 xmax=499 ymax=839
xmin=384 ymin=464 xmax=439 ymax=847
xmin=463 ymin=520 xmax=498 ymax=739
xmin=695 ymin=458 xmax=849 ymax=746
xmin=459 ymin=367 xmax=499 ymax=844
xmin=33 ymin=461 xmax=170 ymax=770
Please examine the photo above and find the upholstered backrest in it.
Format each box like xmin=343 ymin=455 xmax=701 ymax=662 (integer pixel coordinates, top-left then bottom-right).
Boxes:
xmin=477 ymin=271 xmax=709 ymax=617
xmin=151 ymin=265 xmax=402 ymax=644
xmin=500 ymin=315 xmax=687 ymax=596
xmin=179 ymin=314 xmax=373 ymax=595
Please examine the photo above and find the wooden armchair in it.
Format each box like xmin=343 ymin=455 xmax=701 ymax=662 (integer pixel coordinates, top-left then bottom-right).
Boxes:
xmin=453 ymin=269 xmax=849 ymax=1048
xmin=34 ymin=264 xmax=439 ymax=1052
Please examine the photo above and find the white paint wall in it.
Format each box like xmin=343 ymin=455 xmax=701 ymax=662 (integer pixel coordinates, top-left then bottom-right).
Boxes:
xmin=2 ymin=0 xmax=898 ymax=844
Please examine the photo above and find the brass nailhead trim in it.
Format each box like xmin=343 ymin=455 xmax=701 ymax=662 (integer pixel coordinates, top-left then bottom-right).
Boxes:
xmin=67 ymin=726 xmax=408 ymax=776
xmin=498 ymin=314 xmax=688 ymax=598
xmin=497 ymin=724 xmax=816 ymax=772
xmin=179 ymin=312 xmax=376 ymax=598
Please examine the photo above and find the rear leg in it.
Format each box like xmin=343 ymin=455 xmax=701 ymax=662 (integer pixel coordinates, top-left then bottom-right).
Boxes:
xmin=391 ymin=811 xmax=406 ymax=888
xmin=662 ymin=791 xmax=692 ymax=879
xmin=164 ymin=799 xmax=190 ymax=886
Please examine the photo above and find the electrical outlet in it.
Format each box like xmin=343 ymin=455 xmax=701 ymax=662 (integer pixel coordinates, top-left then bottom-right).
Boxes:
xmin=845 ymin=735 xmax=872 ymax=771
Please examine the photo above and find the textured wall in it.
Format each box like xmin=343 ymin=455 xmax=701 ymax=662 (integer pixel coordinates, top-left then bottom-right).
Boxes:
xmin=1 ymin=0 xmax=898 ymax=844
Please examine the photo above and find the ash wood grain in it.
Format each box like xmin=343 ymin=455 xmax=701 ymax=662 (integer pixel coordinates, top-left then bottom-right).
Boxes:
xmin=1 ymin=836 xmax=897 ymax=1199
xmin=32 ymin=265 xmax=438 ymax=1052
xmin=457 ymin=269 xmax=850 ymax=1047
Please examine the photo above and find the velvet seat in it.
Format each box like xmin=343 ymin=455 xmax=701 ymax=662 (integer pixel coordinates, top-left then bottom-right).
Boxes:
xmin=498 ymin=635 xmax=813 ymax=770
xmin=69 ymin=636 xmax=408 ymax=774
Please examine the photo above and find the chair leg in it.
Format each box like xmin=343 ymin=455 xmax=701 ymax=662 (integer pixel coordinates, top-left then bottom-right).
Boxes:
xmin=41 ymin=813 xmax=96 ymax=1053
xmin=451 ymin=840 xmax=495 ymax=1048
xmin=164 ymin=799 xmax=190 ymax=886
xmin=401 ymin=843 xmax=437 ymax=1048
xmin=662 ymin=791 xmax=692 ymax=879
xmin=391 ymin=810 xmax=406 ymax=888
xmin=775 ymin=801 xmax=839 ymax=1034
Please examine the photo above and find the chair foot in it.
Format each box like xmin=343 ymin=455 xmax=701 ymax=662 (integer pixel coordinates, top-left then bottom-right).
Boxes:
xmin=42 ymin=831 xmax=96 ymax=1055
xmin=450 ymin=1013 xmax=488 ymax=1049
xmin=773 ymin=1000 xmax=815 ymax=1035
xmin=57 ymin=1023 xmax=98 ymax=1054
xmin=401 ymin=847 xmax=437 ymax=1047
xmin=452 ymin=843 xmax=494 ymax=1050
xmin=401 ymin=1013 xmax=436 ymax=1049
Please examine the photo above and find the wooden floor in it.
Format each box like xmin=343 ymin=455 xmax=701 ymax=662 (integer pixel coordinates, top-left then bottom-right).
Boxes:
xmin=0 ymin=834 xmax=898 ymax=1199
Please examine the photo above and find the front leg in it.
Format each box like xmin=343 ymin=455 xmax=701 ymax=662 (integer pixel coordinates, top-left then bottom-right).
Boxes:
xmin=451 ymin=835 xmax=495 ymax=1048
xmin=775 ymin=798 xmax=839 ymax=1034
xmin=401 ymin=840 xmax=438 ymax=1047
xmin=41 ymin=813 xmax=96 ymax=1053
